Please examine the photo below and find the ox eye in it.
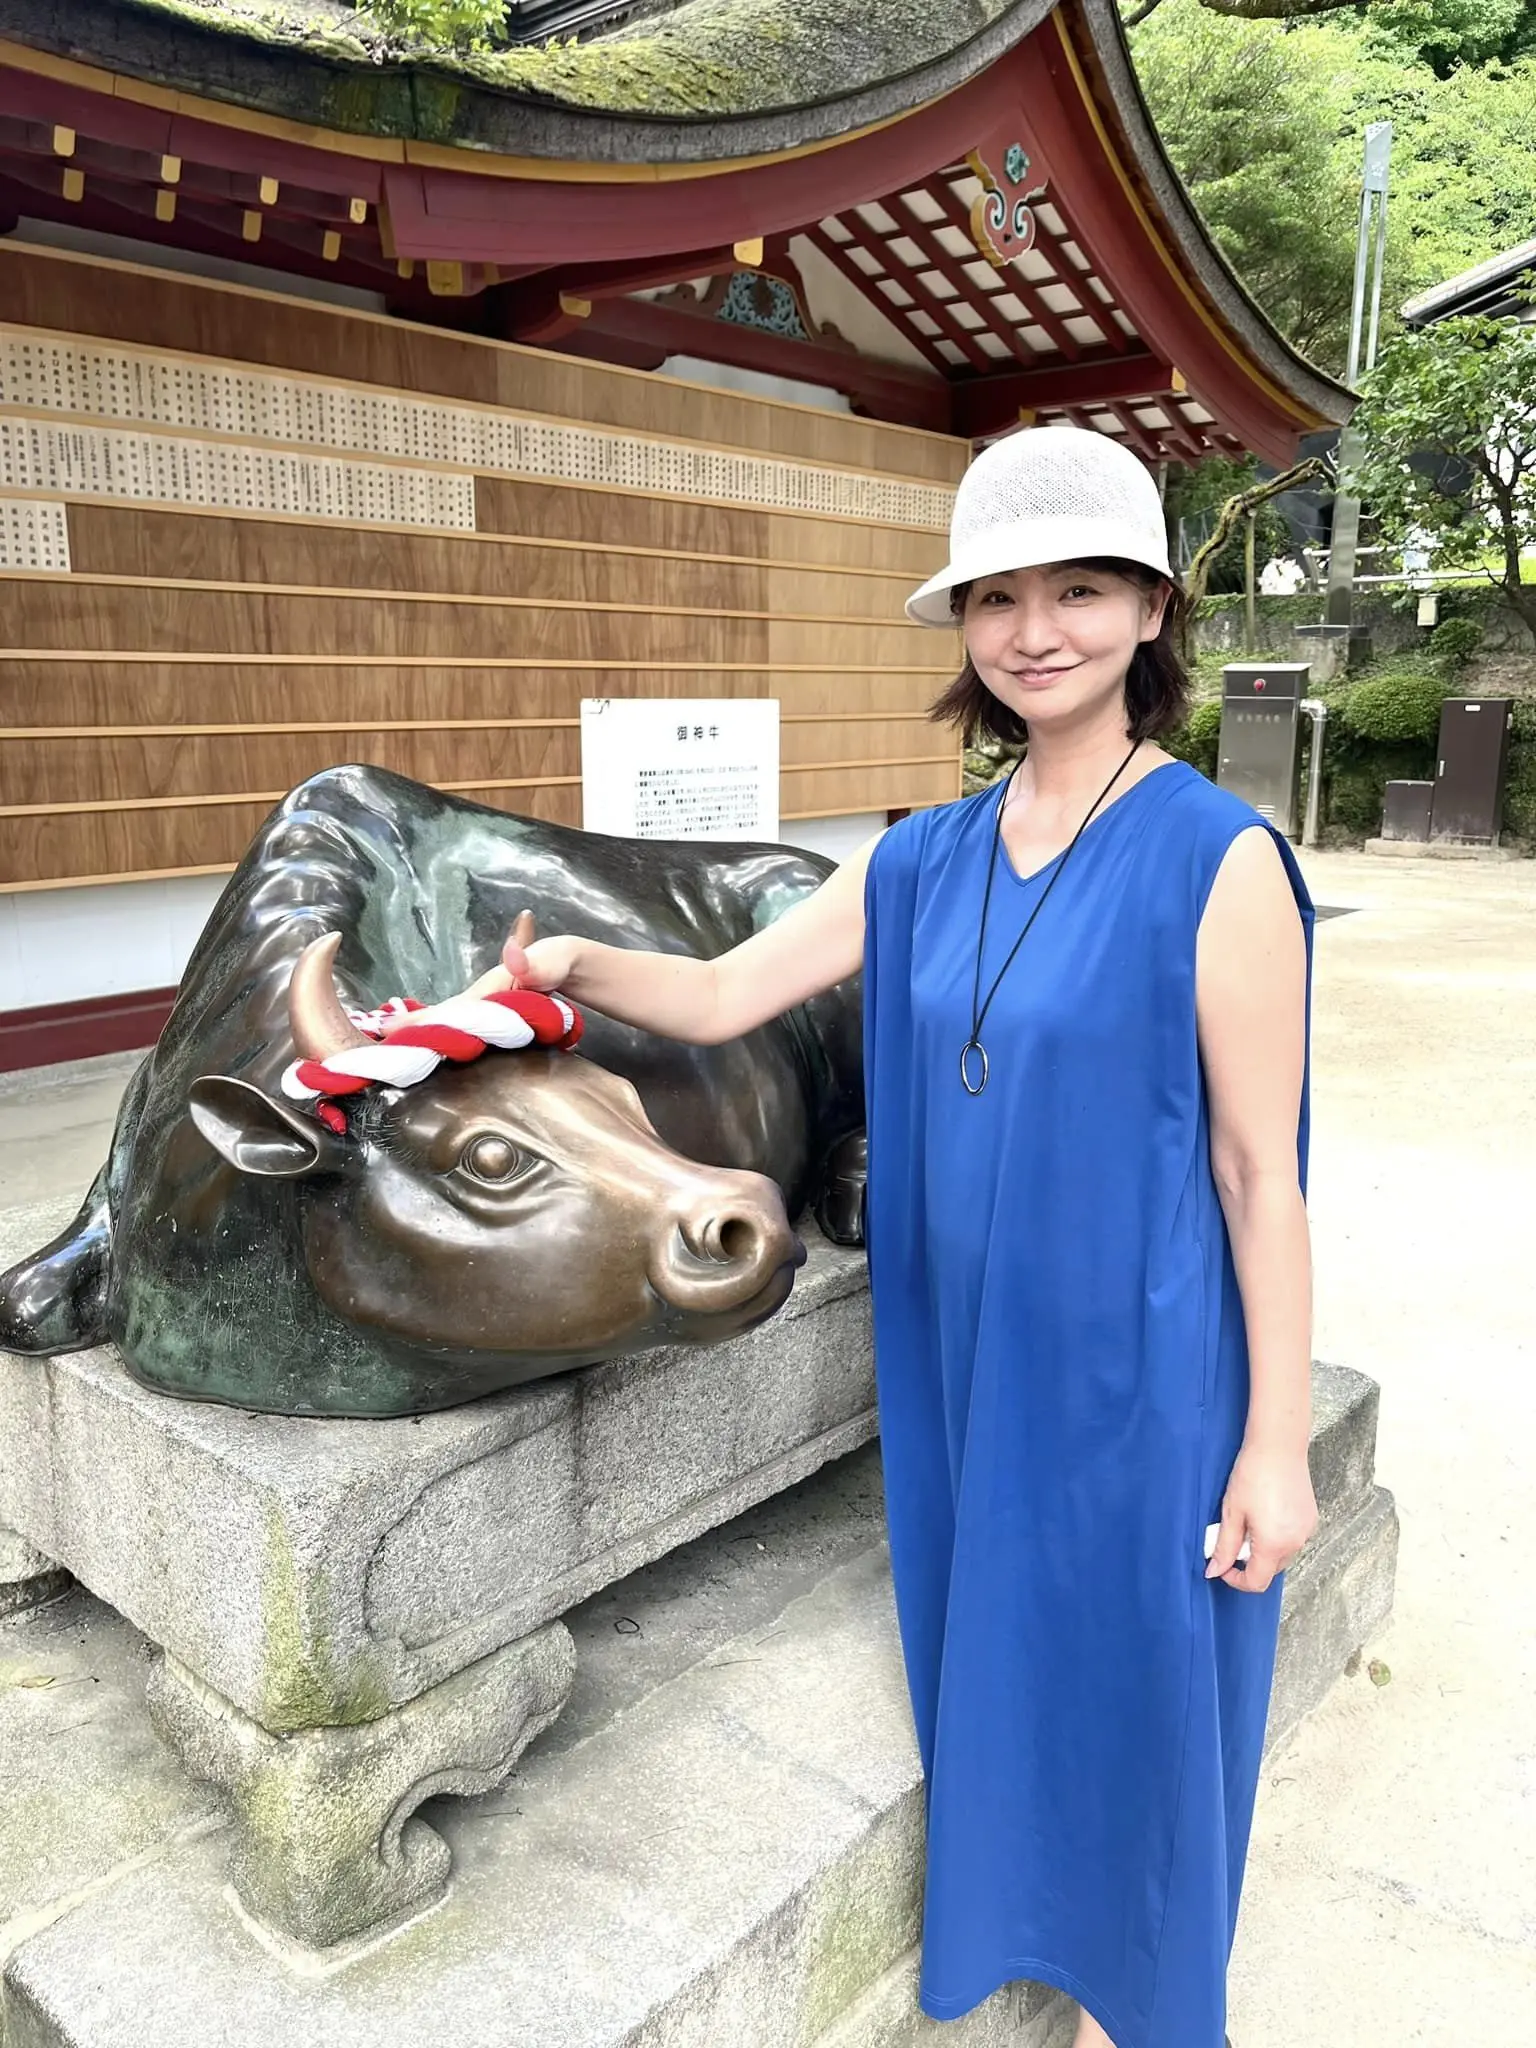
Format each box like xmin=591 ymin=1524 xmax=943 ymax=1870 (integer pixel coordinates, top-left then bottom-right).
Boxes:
xmin=459 ymin=1132 xmax=527 ymax=1186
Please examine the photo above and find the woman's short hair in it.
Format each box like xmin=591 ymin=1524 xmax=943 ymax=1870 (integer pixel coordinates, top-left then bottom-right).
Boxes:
xmin=928 ymin=558 xmax=1191 ymax=747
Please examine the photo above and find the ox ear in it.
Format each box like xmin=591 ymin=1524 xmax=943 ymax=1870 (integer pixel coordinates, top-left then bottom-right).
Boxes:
xmin=189 ymin=1076 xmax=350 ymax=1180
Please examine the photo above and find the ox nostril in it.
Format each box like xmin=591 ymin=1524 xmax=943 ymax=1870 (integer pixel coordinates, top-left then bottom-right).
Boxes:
xmin=692 ymin=1212 xmax=759 ymax=1265
xmin=714 ymin=1216 xmax=756 ymax=1264
xmin=653 ymin=1174 xmax=799 ymax=1319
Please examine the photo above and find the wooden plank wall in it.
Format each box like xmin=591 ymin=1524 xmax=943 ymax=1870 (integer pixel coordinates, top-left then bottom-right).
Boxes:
xmin=0 ymin=242 xmax=964 ymax=892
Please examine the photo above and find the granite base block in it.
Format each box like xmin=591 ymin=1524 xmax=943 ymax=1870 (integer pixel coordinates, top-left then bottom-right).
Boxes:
xmin=146 ymin=1623 xmax=575 ymax=1952
xmin=0 ymin=1226 xmax=872 ymax=1736
xmin=0 ymin=1215 xmax=872 ymax=1951
xmin=0 ymin=1530 xmax=68 ymax=1622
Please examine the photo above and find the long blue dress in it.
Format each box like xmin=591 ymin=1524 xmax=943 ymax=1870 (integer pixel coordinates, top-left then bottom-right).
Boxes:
xmin=863 ymin=760 xmax=1312 ymax=2047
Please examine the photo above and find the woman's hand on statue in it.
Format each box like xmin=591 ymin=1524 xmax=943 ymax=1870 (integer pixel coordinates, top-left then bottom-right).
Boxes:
xmin=372 ymin=934 xmax=582 ymax=1037
xmin=1206 ymin=1443 xmax=1317 ymax=1593
xmin=500 ymin=932 xmax=581 ymax=993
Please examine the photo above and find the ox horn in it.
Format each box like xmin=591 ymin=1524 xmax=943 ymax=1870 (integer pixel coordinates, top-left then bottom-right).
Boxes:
xmin=513 ymin=908 xmax=536 ymax=948
xmin=289 ymin=932 xmax=371 ymax=1061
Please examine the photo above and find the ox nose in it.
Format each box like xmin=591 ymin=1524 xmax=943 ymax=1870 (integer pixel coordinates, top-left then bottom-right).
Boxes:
xmin=653 ymin=1171 xmax=804 ymax=1318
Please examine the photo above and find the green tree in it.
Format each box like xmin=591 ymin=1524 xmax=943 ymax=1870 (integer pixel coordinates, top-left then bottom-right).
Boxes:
xmin=1349 ymin=315 xmax=1536 ymax=638
xmin=1164 ymin=453 xmax=1293 ymax=591
xmin=1353 ymin=55 xmax=1536 ymax=294
xmin=1128 ymin=4 xmax=1360 ymax=365
xmin=351 ymin=0 xmax=507 ymax=49
xmin=1128 ymin=3 xmax=1536 ymax=371
xmin=1125 ymin=1 xmax=1394 ymax=21
xmin=1364 ymin=1 xmax=1536 ymax=74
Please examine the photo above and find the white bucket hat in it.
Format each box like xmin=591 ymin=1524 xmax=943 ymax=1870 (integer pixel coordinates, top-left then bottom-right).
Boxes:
xmin=906 ymin=425 xmax=1173 ymax=627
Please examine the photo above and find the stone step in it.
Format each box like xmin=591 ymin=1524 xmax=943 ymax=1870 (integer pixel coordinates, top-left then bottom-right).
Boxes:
xmin=2 ymin=1368 xmax=1397 ymax=2048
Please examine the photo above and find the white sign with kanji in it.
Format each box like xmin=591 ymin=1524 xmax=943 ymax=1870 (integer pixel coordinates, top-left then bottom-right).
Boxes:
xmin=580 ymin=698 xmax=781 ymax=841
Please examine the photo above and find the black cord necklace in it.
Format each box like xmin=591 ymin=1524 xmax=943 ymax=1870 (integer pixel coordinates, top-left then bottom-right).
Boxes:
xmin=960 ymin=738 xmax=1144 ymax=1096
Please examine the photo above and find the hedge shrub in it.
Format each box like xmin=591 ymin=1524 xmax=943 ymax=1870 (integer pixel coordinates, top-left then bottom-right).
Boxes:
xmin=1503 ymin=743 xmax=1536 ymax=843
xmin=1334 ymin=655 xmax=1448 ymax=747
xmin=1427 ymin=616 xmax=1484 ymax=671
xmin=1163 ymin=696 xmax=1222 ymax=780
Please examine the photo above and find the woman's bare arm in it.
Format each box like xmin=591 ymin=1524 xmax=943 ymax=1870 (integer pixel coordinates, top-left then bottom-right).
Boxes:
xmin=449 ymin=831 xmax=883 ymax=1046
xmin=1195 ymin=826 xmax=1317 ymax=1594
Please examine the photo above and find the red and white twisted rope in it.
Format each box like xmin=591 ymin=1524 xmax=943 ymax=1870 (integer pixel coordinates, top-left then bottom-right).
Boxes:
xmin=281 ymin=988 xmax=583 ymax=1133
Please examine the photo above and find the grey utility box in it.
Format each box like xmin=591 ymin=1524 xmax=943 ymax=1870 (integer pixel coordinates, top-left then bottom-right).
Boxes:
xmin=1430 ymin=697 xmax=1514 ymax=843
xmin=1217 ymin=662 xmax=1310 ymax=838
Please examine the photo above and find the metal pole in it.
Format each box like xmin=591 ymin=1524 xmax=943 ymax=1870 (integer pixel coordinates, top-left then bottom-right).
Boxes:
xmin=1244 ymin=510 xmax=1257 ymax=654
xmin=1365 ymin=175 xmax=1390 ymax=375
xmin=1326 ymin=122 xmax=1393 ymax=634
xmin=1300 ymin=698 xmax=1327 ymax=848
xmin=1344 ymin=184 xmax=1374 ymax=388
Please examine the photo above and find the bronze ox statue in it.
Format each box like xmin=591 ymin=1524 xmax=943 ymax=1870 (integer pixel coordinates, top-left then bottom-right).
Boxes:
xmin=0 ymin=766 xmax=865 ymax=1417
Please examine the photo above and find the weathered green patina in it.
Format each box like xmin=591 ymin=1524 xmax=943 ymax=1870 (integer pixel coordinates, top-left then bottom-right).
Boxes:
xmin=261 ymin=1508 xmax=391 ymax=1732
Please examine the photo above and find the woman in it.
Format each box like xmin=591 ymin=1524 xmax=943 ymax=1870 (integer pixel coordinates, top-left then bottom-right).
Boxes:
xmin=435 ymin=426 xmax=1317 ymax=2046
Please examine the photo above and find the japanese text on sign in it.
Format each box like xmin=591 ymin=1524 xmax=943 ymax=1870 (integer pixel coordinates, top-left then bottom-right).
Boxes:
xmin=581 ymin=699 xmax=780 ymax=841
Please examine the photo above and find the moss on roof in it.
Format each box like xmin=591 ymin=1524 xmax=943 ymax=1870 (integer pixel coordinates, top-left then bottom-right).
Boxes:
xmin=463 ymin=1 xmax=1020 ymax=117
xmin=119 ymin=1 xmax=374 ymax=62
xmin=115 ymin=0 xmax=1021 ymax=120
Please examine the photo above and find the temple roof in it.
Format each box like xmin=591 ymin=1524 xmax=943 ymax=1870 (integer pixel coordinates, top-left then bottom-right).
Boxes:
xmin=1403 ymin=237 xmax=1536 ymax=326
xmin=0 ymin=0 xmax=1055 ymax=147
xmin=0 ymin=0 xmax=1352 ymax=465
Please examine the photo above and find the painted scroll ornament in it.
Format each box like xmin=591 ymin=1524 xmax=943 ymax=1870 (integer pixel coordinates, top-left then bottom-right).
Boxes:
xmin=967 ymin=140 xmax=1049 ymax=269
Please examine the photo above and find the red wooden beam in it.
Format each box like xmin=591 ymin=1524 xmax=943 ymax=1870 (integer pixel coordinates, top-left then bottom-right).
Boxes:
xmin=1103 ymin=400 xmax=1166 ymax=466
xmin=0 ymin=62 xmax=386 ymax=205
xmin=884 ymin=188 xmax=1073 ymax=368
xmin=489 ymin=246 xmax=741 ymax=342
xmin=917 ymin=179 xmax=1086 ymax=363
xmin=381 ymin=52 xmax=1028 ymax=267
xmin=2 ymin=44 xmax=1022 ymax=270
xmin=813 ymin=212 xmax=1000 ymax=375
xmin=0 ymin=170 xmax=449 ymax=317
xmin=955 ymin=119 xmax=1126 ymax=360
xmin=801 ymin=223 xmax=963 ymax=376
xmin=887 ymin=196 xmax=1058 ymax=365
xmin=950 ymin=349 xmax=1174 ymax=438
xmin=1018 ymin=192 xmax=1130 ymax=357
xmin=549 ymin=292 xmax=953 ymax=432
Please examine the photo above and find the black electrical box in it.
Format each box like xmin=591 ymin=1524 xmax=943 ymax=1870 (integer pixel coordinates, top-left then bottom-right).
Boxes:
xmin=1430 ymin=699 xmax=1513 ymax=844
xmin=1382 ymin=781 xmax=1433 ymax=843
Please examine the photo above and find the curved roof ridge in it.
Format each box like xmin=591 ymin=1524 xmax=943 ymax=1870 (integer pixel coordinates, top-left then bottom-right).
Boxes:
xmin=1 ymin=0 xmax=1059 ymax=154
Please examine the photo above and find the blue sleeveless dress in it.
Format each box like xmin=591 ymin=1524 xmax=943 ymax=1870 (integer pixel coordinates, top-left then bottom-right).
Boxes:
xmin=863 ymin=761 xmax=1312 ymax=2047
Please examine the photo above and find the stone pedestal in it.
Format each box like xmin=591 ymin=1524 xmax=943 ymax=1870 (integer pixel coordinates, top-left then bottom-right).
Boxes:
xmin=0 ymin=1526 xmax=70 ymax=1620
xmin=147 ymin=1630 xmax=574 ymax=1954
xmin=0 ymin=1219 xmax=873 ymax=1953
xmin=0 ymin=1361 xmax=1396 ymax=2048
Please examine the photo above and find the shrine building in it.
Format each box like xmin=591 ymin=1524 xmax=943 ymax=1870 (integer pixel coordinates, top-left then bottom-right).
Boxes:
xmin=0 ymin=0 xmax=1351 ymax=1062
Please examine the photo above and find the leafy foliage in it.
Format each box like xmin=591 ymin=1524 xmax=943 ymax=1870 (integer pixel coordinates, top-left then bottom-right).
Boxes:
xmin=1348 ymin=317 xmax=1536 ymax=635
xmin=1127 ymin=3 xmax=1536 ymax=374
xmin=1164 ymin=454 xmax=1292 ymax=591
xmin=1503 ymin=741 xmax=1536 ymax=840
xmin=351 ymin=0 xmax=507 ymax=49
xmin=1425 ymin=615 xmax=1484 ymax=669
xmin=1335 ymin=654 xmax=1448 ymax=745
xmin=1128 ymin=6 xmax=1359 ymax=364
xmin=1364 ymin=0 xmax=1536 ymax=75
xmin=1163 ymin=695 xmax=1223 ymax=778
